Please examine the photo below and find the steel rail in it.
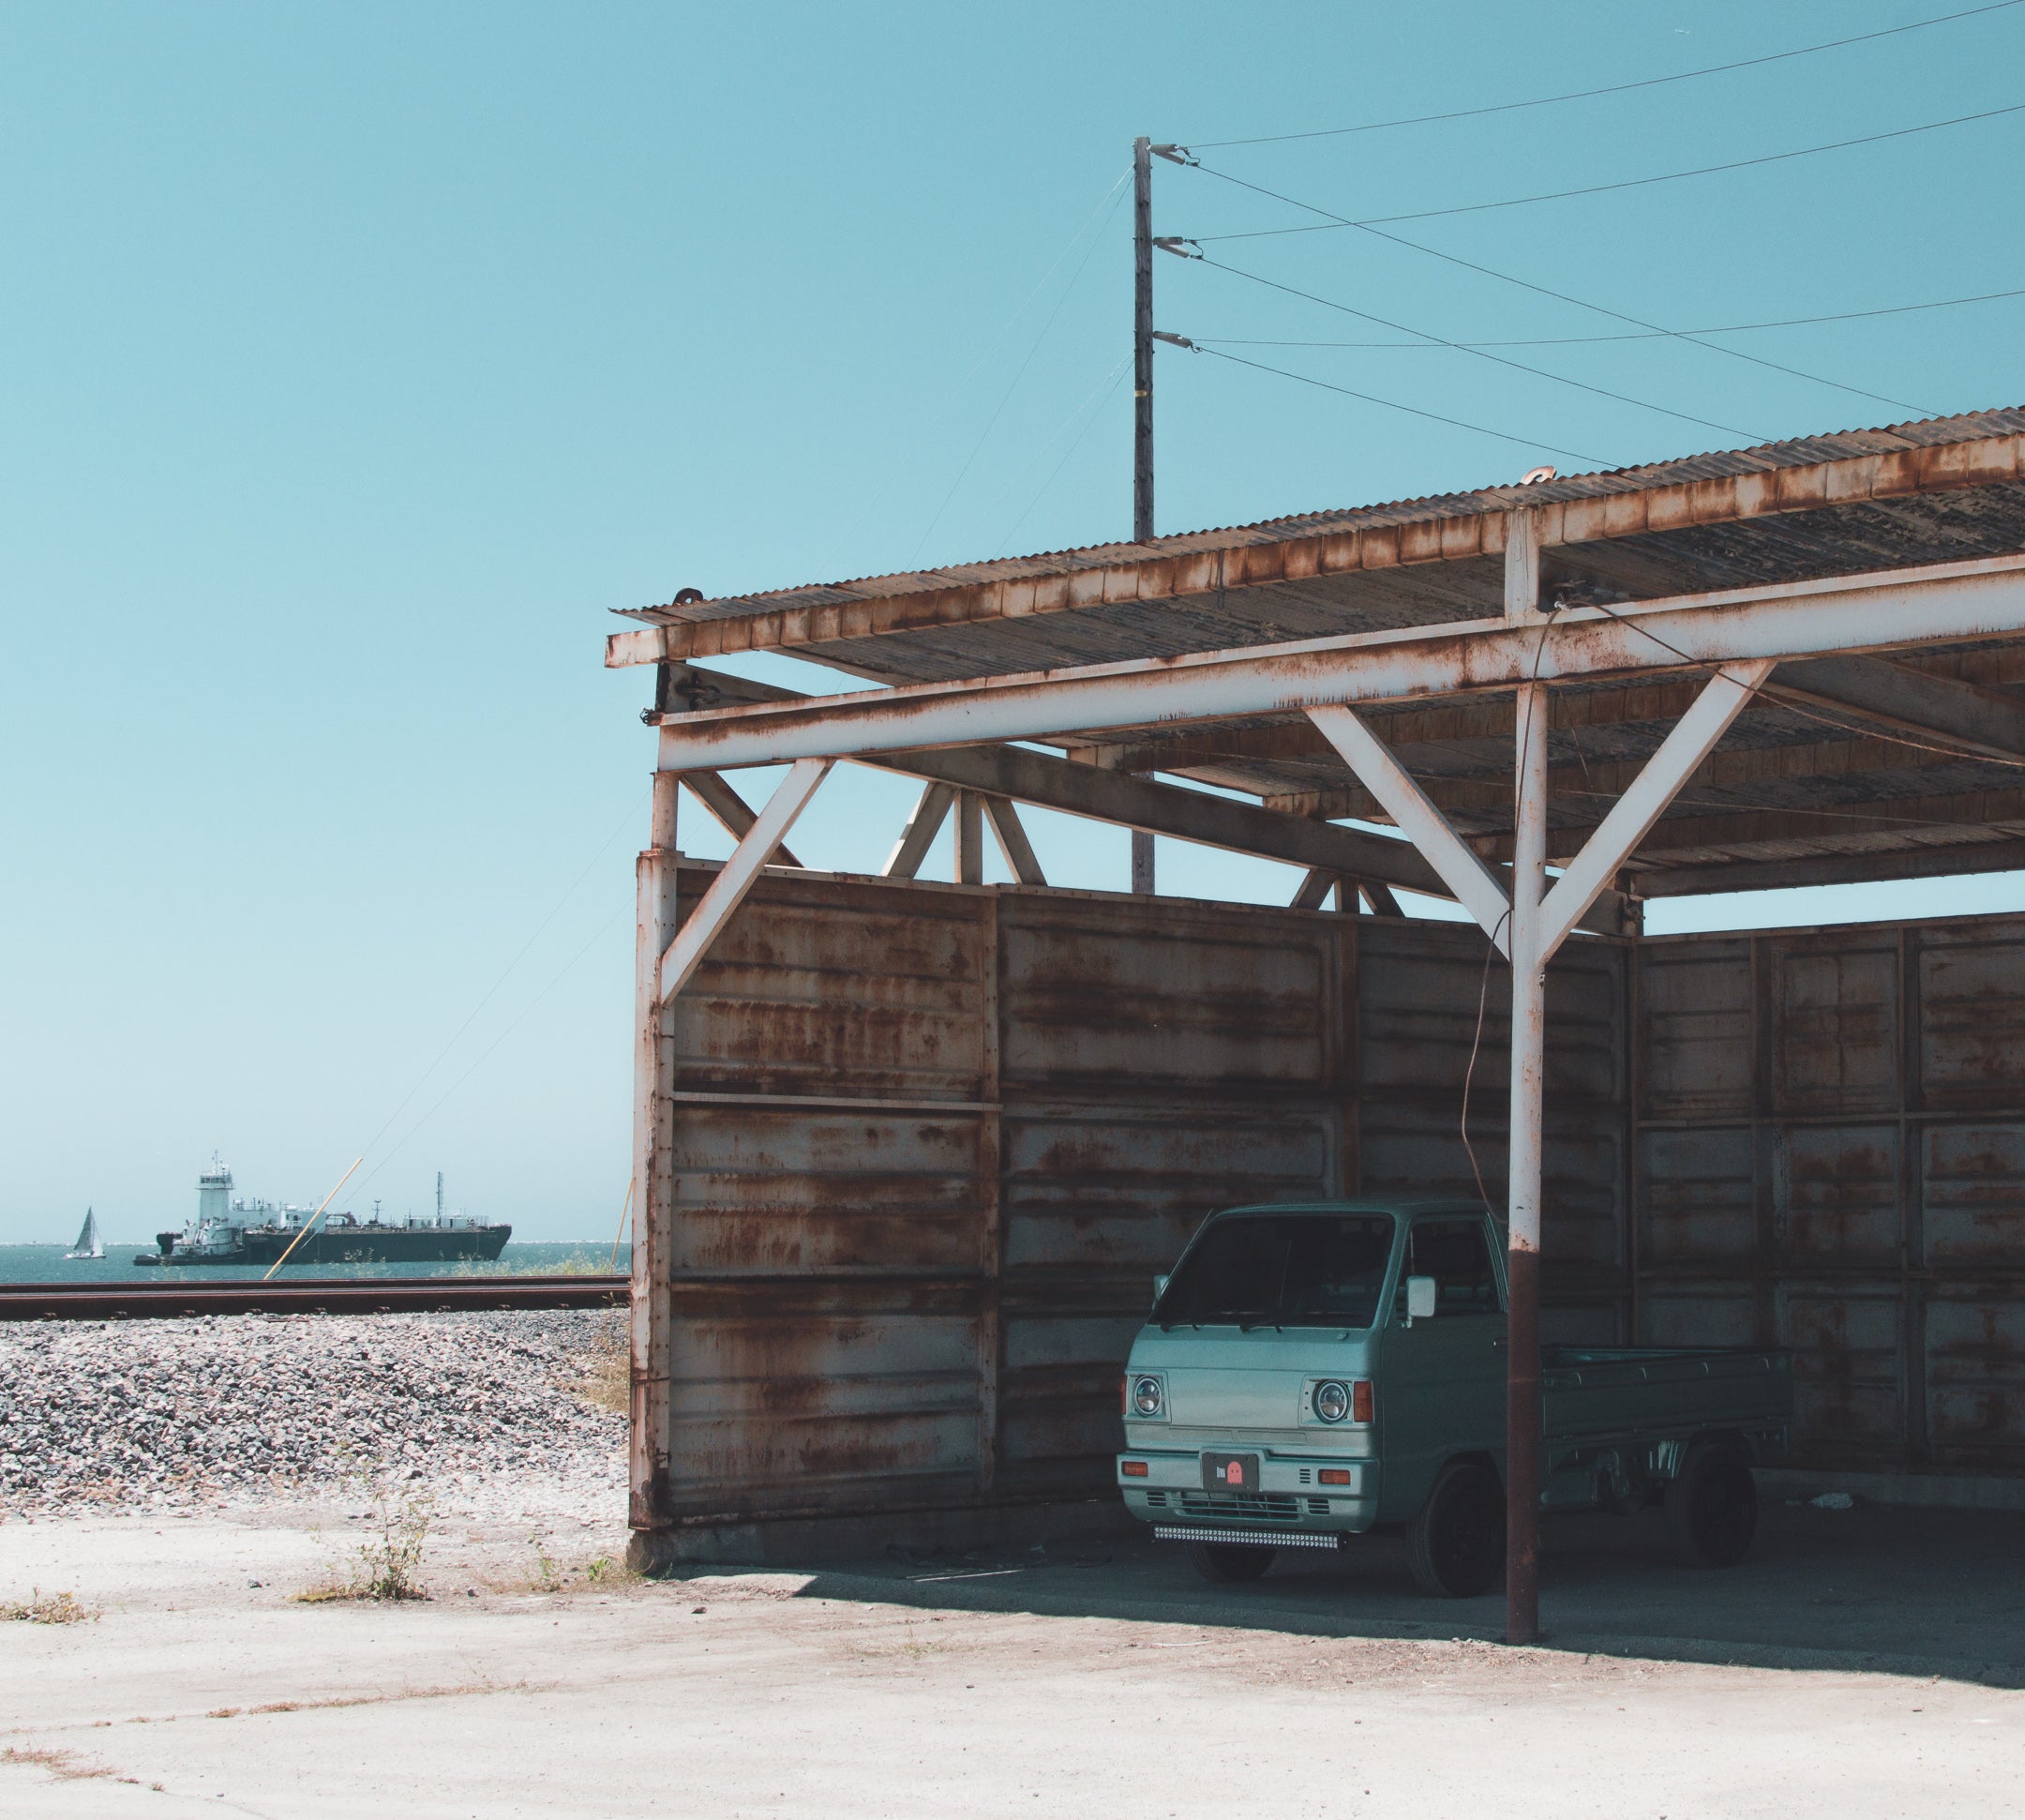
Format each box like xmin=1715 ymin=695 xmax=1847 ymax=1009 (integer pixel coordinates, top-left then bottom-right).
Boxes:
xmin=0 ymin=1274 xmax=630 ymax=1322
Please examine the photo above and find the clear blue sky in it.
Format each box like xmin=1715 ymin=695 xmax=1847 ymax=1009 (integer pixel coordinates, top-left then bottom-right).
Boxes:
xmin=5 ymin=1 xmax=2023 ymax=1241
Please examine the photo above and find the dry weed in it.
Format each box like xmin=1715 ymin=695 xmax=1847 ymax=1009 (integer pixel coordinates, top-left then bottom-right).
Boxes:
xmin=1 ymin=1589 xmax=96 ymax=1624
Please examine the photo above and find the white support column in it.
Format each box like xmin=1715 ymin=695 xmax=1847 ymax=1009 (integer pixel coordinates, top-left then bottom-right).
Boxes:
xmin=953 ymin=790 xmax=985 ymax=884
xmin=1130 ymin=829 xmax=1156 ymax=895
xmin=884 ymin=781 xmax=954 ymax=879
xmin=1306 ymin=704 xmax=1512 ymax=953
xmin=657 ymin=758 xmax=831 ymax=1003
xmin=1535 ymin=659 xmax=1775 ymax=959
xmin=1504 ymin=679 xmax=1549 ymax=1645
xmin=629 ymin=770 xmax=680 ymax=1540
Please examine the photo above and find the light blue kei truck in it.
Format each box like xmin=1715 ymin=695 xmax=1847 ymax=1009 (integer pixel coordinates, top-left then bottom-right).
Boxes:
xmin=1118 ymin=1200 xmax=1793 ymax=1596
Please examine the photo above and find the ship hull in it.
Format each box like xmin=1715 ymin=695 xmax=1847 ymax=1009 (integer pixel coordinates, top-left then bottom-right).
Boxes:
xmin=138 ymin=1225 xmax=512 ymax=1265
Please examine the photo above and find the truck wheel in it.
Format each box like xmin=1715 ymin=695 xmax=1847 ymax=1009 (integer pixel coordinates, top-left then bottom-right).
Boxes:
xmin=1664 ymin=1441 xmax=1757 ymax=1568
xmin=1407 ymin=1460 xmax=1505 ymax=1598
xmin=1186 ymin=1542 xmax=1275 ymax=1583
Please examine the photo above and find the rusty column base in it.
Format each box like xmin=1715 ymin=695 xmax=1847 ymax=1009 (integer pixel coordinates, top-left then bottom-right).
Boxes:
xmin=1505 ymin=1245 xmax=1541 ymax=1646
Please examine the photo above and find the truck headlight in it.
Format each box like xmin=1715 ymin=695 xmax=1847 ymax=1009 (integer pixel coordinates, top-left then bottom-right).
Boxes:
xmin=1132 ymin=1376 xmax=1164 ymax=1418
xmin=1313 ymin=1379 xmax=1351 ymax=1423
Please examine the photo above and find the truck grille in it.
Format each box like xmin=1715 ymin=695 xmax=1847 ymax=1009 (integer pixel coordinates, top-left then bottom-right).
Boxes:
xmin=1176 ymin=1492 xmax=1302 ymax=1526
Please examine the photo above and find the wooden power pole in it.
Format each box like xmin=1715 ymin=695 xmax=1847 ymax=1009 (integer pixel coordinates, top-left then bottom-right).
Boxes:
xmin=1130 ymin=135 xmax=1157 ymax=895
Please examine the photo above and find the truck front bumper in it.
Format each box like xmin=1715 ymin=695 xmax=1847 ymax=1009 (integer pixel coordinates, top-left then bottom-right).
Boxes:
xmin=1117 ymin=1451 xmax=1377 ymax=1536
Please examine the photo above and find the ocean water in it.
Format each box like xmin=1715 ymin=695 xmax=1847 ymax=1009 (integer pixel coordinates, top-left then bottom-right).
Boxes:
xmin=0 ymin=1241 xmax=629 ymax=1285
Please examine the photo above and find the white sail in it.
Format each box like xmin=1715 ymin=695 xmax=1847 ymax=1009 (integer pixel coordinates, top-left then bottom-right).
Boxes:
xmin=66 ymin=1208 xmax=103 ymax=1259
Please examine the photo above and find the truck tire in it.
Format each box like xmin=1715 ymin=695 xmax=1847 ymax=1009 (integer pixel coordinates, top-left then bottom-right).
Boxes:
xmin=1664 ymin=1440 xmax=1757 ymax=1568
xmin=1407 ymin=1459 xmax=1505 ymax=1598
xmin=1186 ymin=1541 xmax=1275 ymax=1584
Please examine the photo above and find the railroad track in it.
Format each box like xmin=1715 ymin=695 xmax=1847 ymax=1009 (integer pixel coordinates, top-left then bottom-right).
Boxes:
xmin=0 ymin=1274 xmax=631 ymax=1321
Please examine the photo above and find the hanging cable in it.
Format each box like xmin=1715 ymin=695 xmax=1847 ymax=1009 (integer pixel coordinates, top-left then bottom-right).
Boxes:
xmin=1178 ymin=162 xmax=1936 ymax=415
xmin=1191 ymin=3 xmax=2025 ymax=148
xmin=1186 ymin=340 xmax=1612 ymax=465
xmin=993 ymin=354 xmax=1133 ymax=555
xmin=1185 ymin=251 xmax=1770 ymax=441
xmin=1188 ymin=102 xmax=2025 ymax=235
xmin=1184 ymin=281 xmax=2025 ymax=350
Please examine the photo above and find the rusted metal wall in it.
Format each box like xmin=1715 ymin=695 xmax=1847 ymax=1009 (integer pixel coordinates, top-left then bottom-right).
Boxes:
xmin=644 ymin=871 xmax=2023 ymax=1542
xmin=650 ymin=866 xmax=1627 ymax=1539
xmin=1634 ymin=914 xmax=2025 ymax=1476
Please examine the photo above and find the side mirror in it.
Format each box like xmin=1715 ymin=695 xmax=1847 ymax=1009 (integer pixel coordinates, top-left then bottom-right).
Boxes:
xmin=1403 ymin=1275 xmax=1438 ymax=1325
xmin=1152 ymin=1273 xmax=1170 ymax=1303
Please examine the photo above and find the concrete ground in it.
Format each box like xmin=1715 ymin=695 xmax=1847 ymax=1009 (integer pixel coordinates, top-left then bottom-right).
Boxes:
xmin=3 ymin=1497 xmax=2023 ymax=1818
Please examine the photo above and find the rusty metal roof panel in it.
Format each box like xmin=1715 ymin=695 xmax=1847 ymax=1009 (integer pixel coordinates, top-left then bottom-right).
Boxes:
xmin=626 ymin=407 xmax=2025 ymax=631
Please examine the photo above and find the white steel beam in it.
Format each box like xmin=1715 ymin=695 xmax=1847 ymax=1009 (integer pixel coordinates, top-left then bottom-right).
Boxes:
xmin=657 ymin=758 xmax=831 ymax=1003
xmin=1289 ymin=867 xmax=1336 ymax=911
xmin=1534 ymin=659 xmax=1774 ymax=960
xmin=652 ymin=553 xmax=2025 ymax=770
xmin=681 ymin=769 xmax=802 ymax=867
xmin=1306 ymin=703 xmax=1512 ymax=955
xmin=982 ymin=795 xmax=1047 ymax=885
xmin=883 ymin=781 xmax=954 ymax=879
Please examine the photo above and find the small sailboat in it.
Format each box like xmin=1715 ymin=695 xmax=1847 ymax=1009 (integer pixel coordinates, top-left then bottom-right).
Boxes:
xmin=65 ymin=1208 xmax=104 ymax=1260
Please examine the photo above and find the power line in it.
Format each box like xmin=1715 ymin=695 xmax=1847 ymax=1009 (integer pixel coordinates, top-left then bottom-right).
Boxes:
xmin=1188 ymin=282 xmax=2025 ymax=347
xmin=908 ymin=178 xmax=1129 ymax=564
xmin=1178 ymin=163 xmax=1935 ymax=415
xmin=339 ymin=787 xmax=647 ymax=1192
xmin=1190 ymin=251 xmax=1769 ymax=442
xmin=993 ymin=354 xmax=1132 ymax=555
xmin=1185 ymin=342 xmax=1614 ymax=466
xmin=819 ymin=166 xmax=1131 ymax=575
xmin=1190 ymin=2 xmax=2025 ymax=148
xmin=1190 ymin=101 xmax=2025 ymax=235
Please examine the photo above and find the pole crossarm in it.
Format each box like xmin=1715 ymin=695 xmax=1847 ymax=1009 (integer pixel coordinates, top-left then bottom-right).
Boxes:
xmin=649 ymin=553 xmax=2025 ymax=772
xmin=1535 ymin=658 xmax=1775 ymax=960
xmin=657 ymin=758 xmax=832 ymax=1003
xmin=1307 ymin=704 xmax=1513 ymax=955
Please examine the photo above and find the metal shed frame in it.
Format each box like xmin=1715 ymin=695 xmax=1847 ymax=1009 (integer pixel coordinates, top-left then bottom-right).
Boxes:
xmin=615 ymin=410 xmax=2025 ymax=1643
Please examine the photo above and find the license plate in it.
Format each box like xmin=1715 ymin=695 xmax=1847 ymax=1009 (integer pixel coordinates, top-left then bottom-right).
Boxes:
xmin=1201 ymin=1451 xmax=1260 ymax=1494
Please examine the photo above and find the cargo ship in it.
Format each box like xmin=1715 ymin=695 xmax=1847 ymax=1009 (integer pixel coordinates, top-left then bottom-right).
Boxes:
xmin=137 ymin=1160 xmax=510 ymax=1266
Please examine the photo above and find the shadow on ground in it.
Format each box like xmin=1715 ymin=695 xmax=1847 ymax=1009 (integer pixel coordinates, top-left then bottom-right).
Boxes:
xmin=689 ymin=1502 xmax=2025 ymax=1688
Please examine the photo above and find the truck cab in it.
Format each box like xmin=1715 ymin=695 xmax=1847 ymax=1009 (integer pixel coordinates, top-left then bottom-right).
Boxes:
xmin=1118 ymin=1198 xmax=1791 ymax=1595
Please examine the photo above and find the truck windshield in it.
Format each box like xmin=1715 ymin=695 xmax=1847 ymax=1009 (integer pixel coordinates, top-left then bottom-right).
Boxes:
xmin=1153 ymin=1213 xmax=1396 ymax=1330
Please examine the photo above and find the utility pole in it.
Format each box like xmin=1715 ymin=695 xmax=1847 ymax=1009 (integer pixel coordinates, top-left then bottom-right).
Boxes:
xmin=1130 ymin=135 xmax=1157 ymax=895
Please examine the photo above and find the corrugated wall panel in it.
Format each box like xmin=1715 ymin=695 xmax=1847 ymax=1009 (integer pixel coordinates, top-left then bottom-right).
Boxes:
xmin=1639 ymin=914 xmax=2025 ymax=1480
xmin=1638 ymin=940 xmax=1753 ymax=1121
xmin=1640 ymin=1125 xmax=1754 ymax=1266
xmin=1775 ymin=1124 xmax=1901 ymax=1267
xmin=669 ymin=1104 xmax=990 ymax=1275
xmin=1924 ymin=1122 xmax=2025 ymax=1264
xmin=1777 ymin=1285 xmax=1906 ymax=1464
xmin=1771 ymin=940 xmax=1900 ymax=1116
xmin=999 ymin=1104 xmax=1336 ymax=1274
xmin=664 ymin=1301 xmax=984 ymax=1518
xmin=1920 ymin=923 xmax=2025 ymax=1109
xmin=1926 ymin=1296 xmax=2025 ymax=1468
xmin=668 ymin=867 xmax=991 ymax=1100
xmin=997 ymin=895 xmax=1337 ymax=1089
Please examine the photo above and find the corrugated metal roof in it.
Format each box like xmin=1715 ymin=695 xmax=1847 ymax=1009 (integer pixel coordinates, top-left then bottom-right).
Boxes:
xmin=629 ymin=408 xmax=2025 ymax=899
xmin=628 ymin=406 xmax=2025 ymax=624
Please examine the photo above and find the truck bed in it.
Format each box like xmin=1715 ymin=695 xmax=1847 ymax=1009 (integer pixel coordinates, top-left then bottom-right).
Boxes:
xmin=1542 ymin=1345 xmax=1792 ymax=1453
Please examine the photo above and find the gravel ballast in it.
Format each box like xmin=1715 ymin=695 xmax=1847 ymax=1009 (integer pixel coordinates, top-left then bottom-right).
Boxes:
xmin=0 ymin=1309 xmax=626 ymax=1520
